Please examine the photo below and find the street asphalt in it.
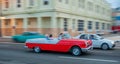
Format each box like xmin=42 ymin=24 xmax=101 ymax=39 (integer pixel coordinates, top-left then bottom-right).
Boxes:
xmin=0 ymin=43 xmax=120 ymax=64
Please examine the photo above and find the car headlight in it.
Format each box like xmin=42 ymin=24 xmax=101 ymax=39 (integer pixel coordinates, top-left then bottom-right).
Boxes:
xmin=111 ymin=41 xmax=115 ymax=44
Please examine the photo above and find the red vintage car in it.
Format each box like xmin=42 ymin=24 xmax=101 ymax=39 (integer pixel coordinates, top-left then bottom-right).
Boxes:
xmin=25 ymin=38 xmax=93 ymax=56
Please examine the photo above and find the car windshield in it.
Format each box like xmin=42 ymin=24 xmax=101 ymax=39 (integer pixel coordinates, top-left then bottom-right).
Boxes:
xmin=94 ymin=34 xmax=104 ymax=39
xmin=63 ymin=33 xmax=71 ymax=39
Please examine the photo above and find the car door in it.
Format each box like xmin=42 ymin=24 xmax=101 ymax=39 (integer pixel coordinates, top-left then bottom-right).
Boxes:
xmin=89 ymin=35 xmax=100 ymax=48
xmin=53 ymin=40 xmax=71 ymax=52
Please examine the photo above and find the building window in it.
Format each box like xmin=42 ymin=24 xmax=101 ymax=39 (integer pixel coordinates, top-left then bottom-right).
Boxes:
xmin=96 ymin=22 xmax=99 ymax=30
xmin=64 ymin=18 xmax=68 ymax=31
xmin=102 ymin=23 xmax=105 ymax=30
xmin=5 ymin=0 xmax=9 ymax=8
xmin=107 ymin=9 xmax=111 ymax=16
xmin=44 ymin=0 xmax=49 ymax=5
xmin=17 ymin=4 xmax=21 ymax=7
xmin=17 ymin=0 xmax=21 ymax=3
xmin=29 ymin=0 xmax=34 ymax=6
xmin=28 ymin=21 xmax=31 ymax=25
xmin=107 ymin=24 xmax=110 ymax=30
xmin=59 ymin=0 xmax=62 ymax=2
xmin=65 ymin=0 xmax=69 ymax=4
xmin=102 ymin=7 xmax=105 ymax=14
xmin=78 ymin=0 xmax=85 ymax=8
xmin=95 ymin=5 xmax=100 ymax=13
xmin=88 ymin=21 xmax=92 ymax=30
xmin=5 ymin=21 xmax=9 ymax=26
xmin=5 ymin=19 xmax=10 ymax=26
xmin=78 ymin=20 xmax=84 ymax=31
xmin=17 ymin=0 xmax=21 ymax=8
xmin=16 ymin=21 xmax=19 ymax=25
xmin=87 ymin=2 xmax=93 ymax=11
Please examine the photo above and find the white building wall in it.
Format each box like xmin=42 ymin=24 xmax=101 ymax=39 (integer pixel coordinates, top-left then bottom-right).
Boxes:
xmin=0 ymin=0 xmax=112 ymax=36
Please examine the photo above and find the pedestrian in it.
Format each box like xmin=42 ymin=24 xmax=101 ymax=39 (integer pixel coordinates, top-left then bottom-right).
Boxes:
xmin=48 ymin=34 xmax=54 ymax=40
xmin=58 ymin=33 xmax=63 ymax=40
xmin=45 ymin=34 xmax=49 ymax=40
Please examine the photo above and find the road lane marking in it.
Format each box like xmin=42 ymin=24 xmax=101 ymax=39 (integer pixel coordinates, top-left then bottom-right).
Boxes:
xmin=59 ymin=56 xmax=119 ymax=63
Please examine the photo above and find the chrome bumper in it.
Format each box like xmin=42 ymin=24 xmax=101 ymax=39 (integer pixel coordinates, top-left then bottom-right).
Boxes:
xmin=112 ymin=44 xmax=116 ymax=48
xmin=81 ymin=46 xmax=93 ymax=52
xmin=24 ymin=46 xmax=28 ymax=48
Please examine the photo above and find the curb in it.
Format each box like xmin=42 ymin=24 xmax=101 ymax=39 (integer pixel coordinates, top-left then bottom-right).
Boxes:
xmin=0 ymin=42 xmax=24 ymax=44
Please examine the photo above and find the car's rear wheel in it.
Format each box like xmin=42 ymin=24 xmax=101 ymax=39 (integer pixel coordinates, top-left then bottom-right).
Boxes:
xmin=101 ymin=43 xmax=109 ymax=50
xmin=13 ymin=38 xmax=19 ymax=42
xmin=71 ymin=46 xmax=82 ymax=56
xmin=33 ymin=47 xmax=41 ymax=53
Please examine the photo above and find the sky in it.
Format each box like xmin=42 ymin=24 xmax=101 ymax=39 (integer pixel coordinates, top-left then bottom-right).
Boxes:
xmin=106 ymin=0 xmax=120 ymax=8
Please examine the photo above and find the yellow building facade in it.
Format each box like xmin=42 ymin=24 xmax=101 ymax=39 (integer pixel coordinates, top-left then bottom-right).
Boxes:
xmin=0 ymin=0 xmax=112 ymax=37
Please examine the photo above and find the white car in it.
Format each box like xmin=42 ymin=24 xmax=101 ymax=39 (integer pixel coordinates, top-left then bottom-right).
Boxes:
xmin=75 ymin=34 xmax=116 ymax=50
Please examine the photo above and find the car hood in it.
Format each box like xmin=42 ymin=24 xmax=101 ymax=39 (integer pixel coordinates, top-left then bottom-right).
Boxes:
xmin=101 ymin=38 xmax=114 ymax=44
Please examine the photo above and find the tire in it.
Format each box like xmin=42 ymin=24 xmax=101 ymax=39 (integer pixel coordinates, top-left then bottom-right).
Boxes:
xmin=71 ymin=46 xmax=82 ymax=56
xmin=13 ymin=38 xmax=22 ymax=43
xmin=33 ymin=47 xmax=41 ymax=53
xmin=13 ymin=38 xmax=18 ymax=42
xmin=101 ymin=43 xmax=109 ymax=50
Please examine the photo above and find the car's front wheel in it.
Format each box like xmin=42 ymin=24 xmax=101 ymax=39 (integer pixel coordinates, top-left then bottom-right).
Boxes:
xmin=101 ymin=43 xmax=109 ymax=50
xmin=33 ymin=47 xmax=41 ymax=53
xmin=71 ymin=46 xmax=82 ymax=56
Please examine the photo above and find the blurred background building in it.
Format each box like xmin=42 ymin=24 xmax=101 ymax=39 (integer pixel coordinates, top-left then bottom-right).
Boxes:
xmin=0 ymin=0 xmax=2 ymax=37
xmin=112 ymin=7 xmax=120 ymax=26
xmin=0 ymin=0 xmax=112 ymax=37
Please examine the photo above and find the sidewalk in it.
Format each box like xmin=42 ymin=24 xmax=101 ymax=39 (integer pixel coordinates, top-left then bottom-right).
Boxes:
xmin=106 ymin=36 xmax=120 ymax=42
xmin=103 ymin=33 xmax=120 ymax=37
xmin=102 ymin=33 xmax=120 ymax=42
xmin=0 ymin=38 xmax=13 ymax=42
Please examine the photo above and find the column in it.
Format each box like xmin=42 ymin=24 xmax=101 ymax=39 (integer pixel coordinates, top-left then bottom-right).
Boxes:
xmin=68 ymin=18 xmax=73 ymax=30
xmin=84 ymin=20 xmax=88 ymax=33
xmin=50 ymin=15 xmax=57 ymax=37
xmin=74 ymin=19 xmax=77 ymax=31
xmin=1 ymin=19 xmax=5 ymax=37
xmin=11 ymin=18 xmax=16 ymax=35
xmin=23 ymin=18 xmax=28 ymax=32
xmin=51 ymin=16 xmax=57 ymax=28
xmin=93 ymin=21 xmax=96 ymax=33
xmin=99 ymin=22 xmax=102 ymax=31
xmin=11 ymin=19 xmax=16 ymax=27
xmin=37 ymin=17 xmax=42 ymax=33
xmin=71 ymin=19 xmax=76 ymax=32
xmin=67 ymin=18 xmax=73 ymax=35
xmin=60 ymin=17 xmax=64 ymax=30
